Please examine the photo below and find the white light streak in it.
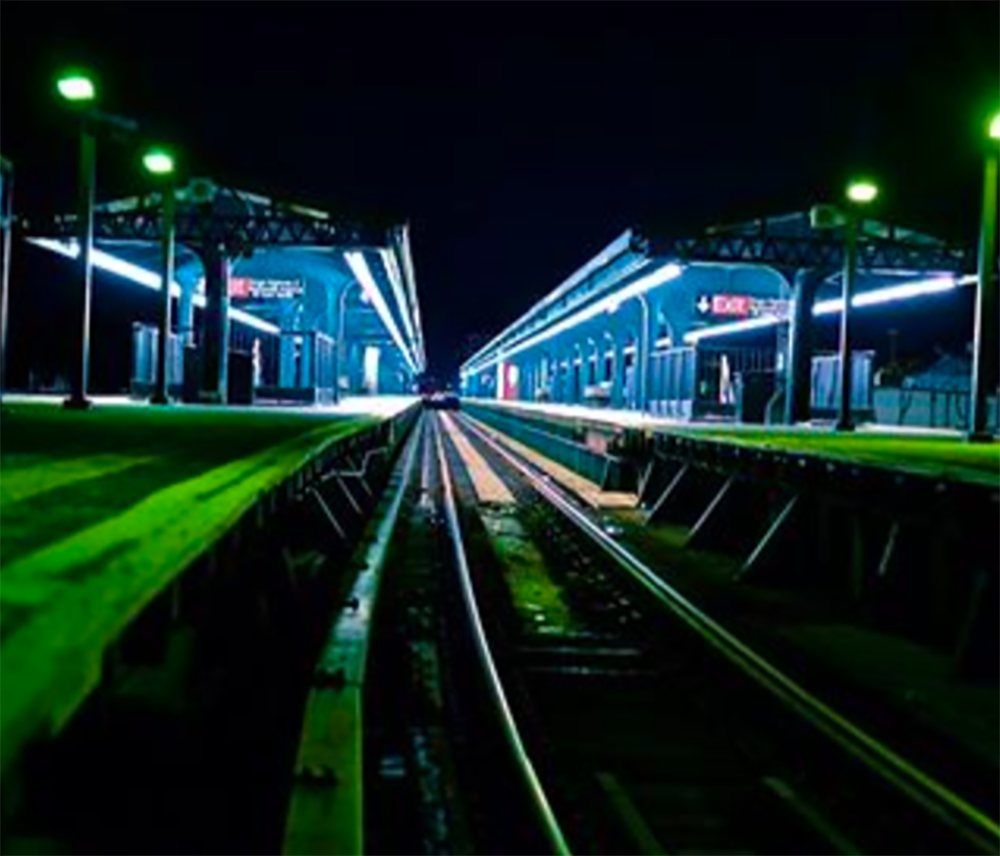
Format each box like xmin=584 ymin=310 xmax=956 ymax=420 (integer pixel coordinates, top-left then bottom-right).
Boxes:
xmin=28 ymin=237 xmax=280 ymax=334
xmin=683 ymin=315 xmax=781 ymax=344
xmin=380 ymin=247 xmax=419 ymax=367
xmin=345 ymin=250 xmax=419 ymax=374
xmin=465 ymin=263 xmax=682 ymax=376
xmin=684 ymin=275 xmax=959 ymax=344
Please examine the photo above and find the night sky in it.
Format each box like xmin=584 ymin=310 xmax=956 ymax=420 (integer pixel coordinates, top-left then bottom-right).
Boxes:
xmin=2 ymin=3 xmax=997 ymax=386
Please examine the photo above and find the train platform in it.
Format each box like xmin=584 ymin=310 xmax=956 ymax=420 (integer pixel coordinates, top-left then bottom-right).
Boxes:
xmin=466 ymin=398 xmax=1000 ymax=488
xmin=0 ymin=394 xmax=419 ymax=781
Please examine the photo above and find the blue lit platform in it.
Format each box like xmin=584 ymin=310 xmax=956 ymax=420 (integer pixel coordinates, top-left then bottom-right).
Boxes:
xmin=462 ymin=397 xmax=998 ymax=488
xmin=464 ymin=396 xmax=975 ymax=440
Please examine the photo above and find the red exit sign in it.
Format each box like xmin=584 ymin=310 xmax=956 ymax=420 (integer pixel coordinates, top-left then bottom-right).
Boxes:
xmin=712 ymin=294 xmax=751 ymax=317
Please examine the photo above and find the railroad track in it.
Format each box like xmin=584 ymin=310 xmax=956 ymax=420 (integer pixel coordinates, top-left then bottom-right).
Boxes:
xmin=427 ymin=410 xmax=999 ymax=855
xmin=364 ymin=412 xmax=556 ymax=855
xmin=295 ymin=409 xmax=998 ymax=855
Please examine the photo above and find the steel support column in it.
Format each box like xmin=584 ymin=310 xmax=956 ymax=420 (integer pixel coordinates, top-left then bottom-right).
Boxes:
xmin=151 ymin=182 xmax=176 ymax=405
xmin=836 ymin=215 xmax=860 ymax=431
xmin=612 ymin=338 xmax=627 ymax=409
xmin=0 ymin=158 xmax=12 ymax=405
xmin=784 ymin=269 xmax=827 ymax=424
xmin=637 ymin=292 xmax=651 ymax=413
xmin=969 ymin=143 xmax=999 ymax=440
xmin=178 ymin=276 xmax=196 ymax=347
xmin=200 ymin=243 xmax=230 ymax=404
xmin=335 ymin=281 xmax=358 ymax=402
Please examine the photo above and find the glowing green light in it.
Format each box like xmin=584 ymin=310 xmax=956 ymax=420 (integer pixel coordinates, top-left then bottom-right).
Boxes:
xmin=989 ymin=113 xmax=1000 ymax=141
xmin=142 ymin=150 xmax=175 ymax=175
xmin=846 ymin=180 xmax=878 ymax=204
xmin=56 ymin=73 xmax=96 ymax=102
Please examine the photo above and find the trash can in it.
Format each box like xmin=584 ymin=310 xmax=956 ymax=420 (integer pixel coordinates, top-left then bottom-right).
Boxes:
xmin=228 ymin=349 xmax=254 ymax=405
xmin=182 ymin=346 xmax=201 ymax=403
xmin=736 ymin=370 xmax=775 ymax=423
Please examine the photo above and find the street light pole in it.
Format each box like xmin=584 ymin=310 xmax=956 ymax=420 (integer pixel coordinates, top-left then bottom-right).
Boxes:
xmin=836 ymin=210 xmax=859 ymax=431
xmin=55 ymin=72 xmax=99 ymax=410
xmin=55 ymin=71 xmax=140 ymax=410
xmin=0 ymin=157 xmax=13 ymax=407
xmin=836 ymin=179 xmax=879 ymax=431
xmin=968 ymin=113 xmax=1000 ymax=441
xmin=64 ymin=122 xmax=97 ymax=410
xmin=146 ymin=150 xmax=177 ymax=405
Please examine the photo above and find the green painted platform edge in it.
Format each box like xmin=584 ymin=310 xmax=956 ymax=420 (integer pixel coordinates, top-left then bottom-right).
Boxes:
xmin=0 ymin=416 xmax=379 ymax=779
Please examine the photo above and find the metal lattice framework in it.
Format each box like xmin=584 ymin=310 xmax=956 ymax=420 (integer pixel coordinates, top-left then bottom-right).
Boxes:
xmin=640 ymin=214 xmax=972 ymax=273
xmin=24 ymin=179 xmax=393 ymax=254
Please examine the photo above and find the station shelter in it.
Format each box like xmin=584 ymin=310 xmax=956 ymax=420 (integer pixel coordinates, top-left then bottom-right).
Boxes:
xmin=460 ymin=213 xmax=970 ymax=424
xmin=25 ymin=178 xmax=425 ymax=405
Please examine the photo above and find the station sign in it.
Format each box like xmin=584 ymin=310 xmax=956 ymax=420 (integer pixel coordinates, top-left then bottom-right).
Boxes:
xmin=696 ymin=293 xmax=790 ymax=320
xmin=749 ymin=298 xmax=791 ymax=320
xmin=229 ymin=277 xmax=304 ymax=300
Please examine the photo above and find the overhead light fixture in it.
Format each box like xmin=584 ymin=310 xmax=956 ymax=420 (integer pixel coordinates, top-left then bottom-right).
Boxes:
xmin=142 ymin=149 xmax=175 ymax=176
xmin=846 ymin=180 xmax=879 ymax=204
xmin=28 ymin=237 xmax=278 ymax=334
xmin=56 ymin=72 xmax=96 ymax=103
xmin=465 ymin=263 xmax=682 ymax=376
xmin=814 ymin=275 xmax=955 ymax=314
xmin=684 ymin=275 xmax=958 ymax=344
xmin=345 ymin=250 xmax=419 ymax=374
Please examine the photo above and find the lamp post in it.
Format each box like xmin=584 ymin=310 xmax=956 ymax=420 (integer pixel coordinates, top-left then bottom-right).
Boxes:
xmin=57 ymin=71 xmax=98 ymax=410
xmin=143 ymin=148 xmax=176 ymax=405
xmin=336 ymin=279 xmax=361 ymax=401
xmin=835 ymin=179 xmax=879 ymax=431
xmin=0 ymin=157 xmax=13 ymax=407
xmin=968 ymin=113 xmax=1000 ymax=441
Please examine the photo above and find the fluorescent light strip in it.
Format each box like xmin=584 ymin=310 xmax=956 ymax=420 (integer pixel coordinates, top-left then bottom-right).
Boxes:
xmin=813 ymin=276 xmax=956 ymax=315
xmin=345 ymin=250 xmax=418 ymax=374
xmin=684 ymin=275 xmax=959 ymax=344
xmin=462 ymin=231 xmax=642 ymax=372
xmin=398 ymin=226 xmax=426 ymax=371
xmin=466 ymin=255 xmax=653 ymax=376
xmin=29 ymin=237 xmax=279 ymax=334
xmin=683 ymin=315 xmax=781 ymax=344
xmin=465 ymin=263 xmax=682 ymax=377
xmin=379 ymin=248 xmax=419 ymax=366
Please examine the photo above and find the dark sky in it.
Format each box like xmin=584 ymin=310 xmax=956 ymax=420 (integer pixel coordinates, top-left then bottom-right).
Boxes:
xmin=2 ymin=3 xmax=997 ymax=382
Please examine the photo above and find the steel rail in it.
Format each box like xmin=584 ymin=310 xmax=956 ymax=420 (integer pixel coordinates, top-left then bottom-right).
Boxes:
xmin=282 ymin=415 xmax=426 ymax=856
xmin=432 ymin=416 xmax=573 ymax=856
xmin=458 ymin=412 xmax=1000 ymax=855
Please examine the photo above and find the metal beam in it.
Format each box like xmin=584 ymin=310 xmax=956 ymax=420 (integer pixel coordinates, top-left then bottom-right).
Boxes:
xmin=644 ymin=225 xmax=969 ymax=274
xmin=25 ymin=181 xmax=394 ymax=251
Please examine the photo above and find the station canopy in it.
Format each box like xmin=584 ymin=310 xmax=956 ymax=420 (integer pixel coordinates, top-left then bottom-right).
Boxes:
xmin=461 ymin=210 xmax=972 ymax=377
xmin=24 ymin=177 xmax=426 ymax=375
